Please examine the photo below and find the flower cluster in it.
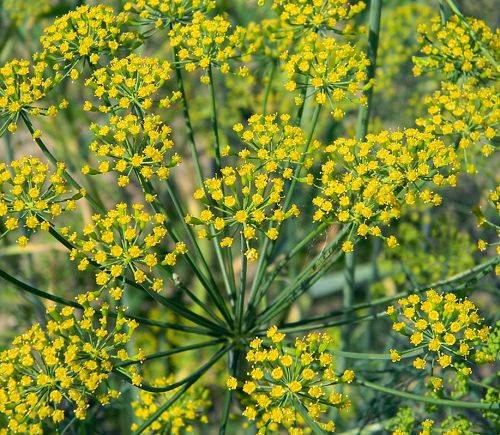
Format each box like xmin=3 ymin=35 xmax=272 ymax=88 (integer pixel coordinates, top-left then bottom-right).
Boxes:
xmin=124 ymin=0 xmax=215 ymax=30
xmin=0 ymin=156 xmax=81 ymax=246
xmin=228 ymin=328 xmax=354 ymax=433
xmin=84 ymin=54 xmax=176 ymax=114
xmin=186 ymin=165 xmax=299 ymax=260
xmin=283 ymin=34 xmax=369 ymax=117
xmin=37 ymin=5 xmax=139 ymax=75
xmin=376 ymin=3 xmax=435 ymax=92
xmin=244 ymin=19 xmax=296 ymax=61
xmin=417 ymin=81 xmax=498 ymax=166
xmin=388 ymin=291 xmax=492 ymax=373
xmin=413 ymin=16 xmax=499 ymax=80
xmin=232 ymin=113 xmax=319 ymax=180
xmin=0 ymin=305 xmax=139 ymax=433
xmin=0 ymin=59 xmax=65 ymax=133
xmin=269 ymin=0 xmax=366 ymax=33
xmin=474 ymin=185 xmax=500 ymax=258
xmin=3 ymin=0 xmax=51 ymax=26
xmin=83 ymin=114 xmax=181 ymax=188
xmin=131 ymin=378 xmax=210 ymax=434
xmin=313 ymin=129 xmax=458 ymax=247
xmin=169 ymin=12 xmax=251 ymax=84
xmin=68 ymin=203 xmax=186 ymax=292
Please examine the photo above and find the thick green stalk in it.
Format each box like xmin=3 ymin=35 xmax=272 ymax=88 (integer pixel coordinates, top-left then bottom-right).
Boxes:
xmin=236 ymin=234 xmax=247 ymax=333
xmin=262 ymin=60 xmax=277 ymax=116
xmin=208 ymin=65 xmax=222 ymax=175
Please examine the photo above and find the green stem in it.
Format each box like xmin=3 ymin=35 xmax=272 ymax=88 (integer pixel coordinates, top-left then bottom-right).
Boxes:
xmin=355 ymin=0 xmax=382 ymax=141
xmin=132 ymin=346 xmax=231 ymax=434
xmin=255 ymin=225 xmax=350 ymax=327
xmin=172 ymin=45 xmax=205 ymax=187
xmin=208 ymin=64 xmax=222 ymax=175
xmin=246 ymin=105 xmax=322 ymax=325
xmin=262 ymin=60 xmax=277 ymax=116
xmin=118 ymin=339 xmax=226 ymax=367
xmin=236 ymin=234 xmax=247 ymax=333
xmin=219 ymin=349 xmax=240 ymax=435
xmin=330 ymin=346 xmax=425 ymax=361
xmin=357 ymin=379 xmax=499 ymax=410
xmin=245 ymin=223 xmax=327 ymax=326
xmin=0 ymin=266 xmax=213 ymax=334
xmin=278 ymin=255 xmax=499 ymax=329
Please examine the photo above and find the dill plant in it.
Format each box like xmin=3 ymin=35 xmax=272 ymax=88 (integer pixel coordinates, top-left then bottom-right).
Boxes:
xmin=0 ymin=0 xmax=498 ymax=433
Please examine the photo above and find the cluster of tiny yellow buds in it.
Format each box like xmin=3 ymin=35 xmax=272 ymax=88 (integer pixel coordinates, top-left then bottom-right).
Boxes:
xmin=270 ymin=0 xmax=366 ymax=33
xmin=3 ymin=0 xmax=51 ymax=26
xmin=232 ymin=113 xmax=319 ymax=182
xmin=313 ymin=129 xmax=458 ymax=246
xmin=0 ymin=59 xmax=66 ymax=133
xmin=0 ymin=305 xmax=138 ymax=433
xmin=83 ymin=114 xmax=181 ymax=187
xmin=131 ymin=377 xmax=210 ymax=434
xmin=387 ymin=290 xmax=491 ymax=373
xmin=186 ymin=165 xmax=299 ymax=260
xmin=228 ymin=328 xmax=353 ymax=433
xmin=124 ymin=0 xmax=215 ymax=30
xmin=376 ymin=3 xmax=435 ymax=92
xmin=416 ymin=81 xmax=498 ymax=170
xmin=0 ymin=156 xmax=82 ymax=246
xmin=37 ymin=5 xmax=139 ymax=75
xmin=84 ymin=54 xmax=177 ymax=114
xmin=169 ymin=12 xmax=253 ymax=84
xmin=283 ymin=34 xmax=369 ymax=117
xmin=68 ymin=202 xmax=186 ymax=293
xmin=244 ymin=19 xmax=296 ymax=61
xmin=473 ymin=185 xmax=500 ymax=259
xmin=413 ymin=15 xmax=499 ymax=80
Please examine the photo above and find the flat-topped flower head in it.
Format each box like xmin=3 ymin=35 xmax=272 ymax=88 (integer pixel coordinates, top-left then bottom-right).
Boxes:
xmin=270 ymin=0 xmax=366 ymax=33
xmin=186 ymin=165 xmax=299 ymax=260
xmin=131 ymin=377 xmax=210 ymax=434
xmin=388 ymin=290 xmax=492 ymax=373
xmin=169 ymin=12 xmax=252 ymax=84
xmin=233 ymin=329 xmax=353 ymax=433
xmin=413 ymin=15 xmax=499 ymax=80
xmin=84 ymin=54 xmax=177 ymax=114
xmin=283 ymin=33 xmax=369 ymax=117
xmin=313 ymin=129 xmax=459 ymax=246
xmin=83 ymin=114 xmax=181 ymax=187
xmin=0 ymin=306 xmax=138 ymax=433
xmin=0 ymin=156 xmax=82 ymax=246
xmin=417 ymin=81 xmax=499 ymax=169
xmin=37 ymin=5 xmax=139 ymax=76
xmin=0 ymin=59 xmax=66 ymax=134
xmin=69 ymin=203 xmax=186 ymax=293
xmin=232 ymin=113 xmax=320 ymax=181
xmin=124 ymin=0 xmax=215 ymax=31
